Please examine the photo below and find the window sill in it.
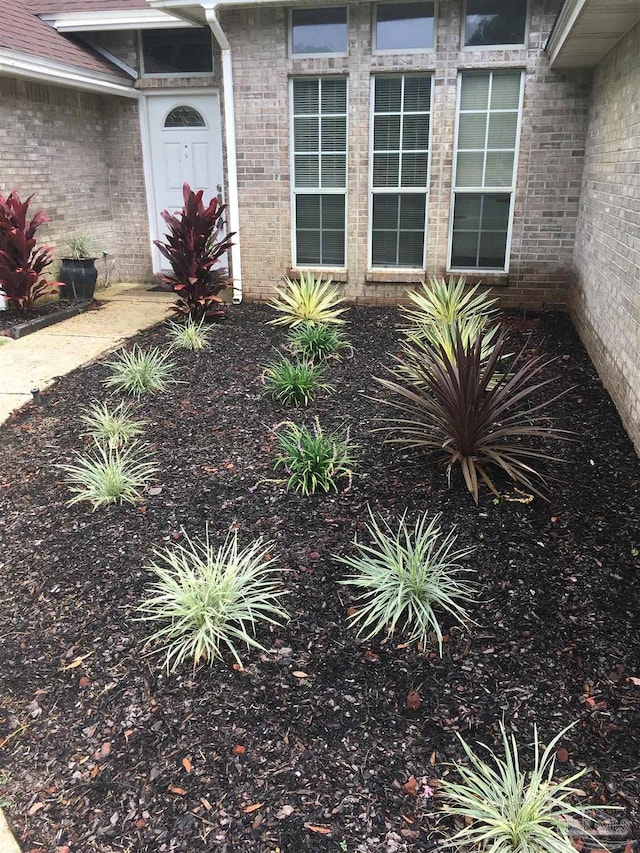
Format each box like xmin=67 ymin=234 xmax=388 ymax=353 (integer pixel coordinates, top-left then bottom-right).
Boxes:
xmin=366 ymin=270 xmax=425 ymax=285
xmin=446 ymin=271 xmax=510 ymax=287
xmin=288 ymin=267 xmax=348 ymax=284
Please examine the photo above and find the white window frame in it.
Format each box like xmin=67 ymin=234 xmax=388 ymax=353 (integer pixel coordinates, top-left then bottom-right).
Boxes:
xmin=372 ymin=0 xmax=437 ymax=55
xmin=138 ymin=29 xmax=214 ymax=78
xmin=290 ymin=76 xmax=349 ymax=270
xmin=461 ymin=0 xmax=531 ymax=51
xmin=368 ymin=72 xmax=434 ymax=272
xmin=447 ymin=69 xmax=524 ymax=274
xmin=288 ymin=7 xmax=349 ymax=59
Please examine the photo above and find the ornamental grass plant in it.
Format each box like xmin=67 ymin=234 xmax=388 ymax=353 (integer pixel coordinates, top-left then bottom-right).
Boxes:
xmin=274 ymin=418 xmax=356 ymax=495
xmin=338 ymin=509 xmax=476 ymax=652
xmin=166 ymin=317 xmax=213 ymax=351
xmin=60 ymin=440 xmax=158 ymax=510
xmin=79 ymin=400 xmax=146 ymax=449
xmin=286 ymin=322 xmax=352 ymax=362
xmin=267 ymin=272 xmax=348 ymax=327
xmin=104 ymin=345 xmax=180 ymax=398
xmin=263 ymin=354 xmax=333 ymax=406
xmin=439 ymin=723 xmax=613 ymax=853
xmin=138 ymin=526 xmax=289 ymax=672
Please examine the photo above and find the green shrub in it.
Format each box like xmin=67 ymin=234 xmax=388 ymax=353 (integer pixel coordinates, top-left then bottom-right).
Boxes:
xmin=166 ymin=317 xmax=212 ymax=351
xmin=267 ymin=272 xmax=348 ymax=327
xmin=274 ymin=418 xmax=356 ymax=495
xmin=374 ymin=328 xmax=566 ymax=503
xmin=80 ymin=400 xmax=146 ymax=449
xmin=286 ymin=322 xmax=352 ymax=362
xmin=440 ymin=723 xmax=614 ymax=853
xmin=338 ymin=509 xmax=475 ymax=651
xmin=263 ymin=354 xmax=333 ymax=406
xmin=138 ymin=526 xmax=289 ymax=671
xmin=60 ymin=441 xmax=157 ymax=510
xmin=104 ymin=345 xmax=180 ymax=397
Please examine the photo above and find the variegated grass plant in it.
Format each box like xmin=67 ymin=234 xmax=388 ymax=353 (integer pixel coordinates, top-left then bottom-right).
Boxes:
xmin=79 ymin=400 xmax=146 ymax=449
xmin=166 ymin=317 xmax=213 ymax=351
xmin=60 ymin=440 xmax=158 ymax=510
xmin=138 ymin=526 xmax=289 ymax=671
xmin=440 ymin=723 xmax=615 ymax=853
xmin=338 ymin=509 xmax=476 ymax=652
xmin=286 ymin=322 xmax=352 ymax=362
xmin=267 ymin=271 xmax=348 ymax=327
xmin=374 ymin=327 xmax=567 ymax=503
xmin=104 ymin=345 xmax=180 ymax=397
xmin=263 ymin=354 xmax=334 ymax=406
xmin=274 ymin=418 xmax=357 ymax=495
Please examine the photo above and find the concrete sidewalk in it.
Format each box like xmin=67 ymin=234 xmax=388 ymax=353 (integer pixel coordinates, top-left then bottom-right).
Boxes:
xmin=0 ymin=283 xmax=172 ymax=425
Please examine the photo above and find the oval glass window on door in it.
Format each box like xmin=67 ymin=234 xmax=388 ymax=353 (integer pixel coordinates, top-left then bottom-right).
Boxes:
xmin=164 ymin=106 xmax=207 ymax=129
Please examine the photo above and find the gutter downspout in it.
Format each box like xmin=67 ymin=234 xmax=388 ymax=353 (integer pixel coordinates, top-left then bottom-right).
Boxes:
xmin=204 ymin=5 xmax=242 ymax=303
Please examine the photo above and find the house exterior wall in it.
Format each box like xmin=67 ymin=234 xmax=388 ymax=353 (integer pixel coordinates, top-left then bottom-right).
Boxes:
xmin=222 ymin=0 xmax=591 ymax=308
xmin=570 ymin=21 xmax=640 ymax=452
xmin=0 ymin=75 xmax=153 ymax=284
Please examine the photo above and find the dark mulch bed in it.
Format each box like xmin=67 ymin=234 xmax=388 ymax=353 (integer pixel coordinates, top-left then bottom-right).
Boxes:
xmin=0 ymin=304 xmax=639 ymax=853
xmin=0 ymin=299 xmax=79 ymax=335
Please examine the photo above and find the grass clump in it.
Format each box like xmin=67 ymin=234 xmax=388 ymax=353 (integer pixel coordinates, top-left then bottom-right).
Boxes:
xmin=286 ymin=322 xmax=351 ymax=362
xmin=267 ymin=272 xmax=348 ymax=327
xmin=440 ymin=723 xmax=614 ymax=853
xmin=338 ymin=510 xmax=475 ymax=651
xmin=80 ymin=400 xmax=146 ymax=449
xmin=263 ymin=354 xmax=333 ymax=406
xmin=60 ymin=441 xmax=158 ymax=510
xmin=104 ymin=345 xmax=179 ymax=397
xmin=274 ymin=418 xmax=356 ymax=495
xmin=138 ymin=526 xmax=289 ymax=672
xmin=166 ymin=317 xmax=212 ymax=351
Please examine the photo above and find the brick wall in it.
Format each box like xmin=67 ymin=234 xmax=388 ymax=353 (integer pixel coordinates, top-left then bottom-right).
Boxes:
xmin=0 ymin=75 xmax=153 ymax=284
xmin=570 ymin=22 xmax=640 ymax=452
xmin=222 ymin=0 xmax=591 ymax=308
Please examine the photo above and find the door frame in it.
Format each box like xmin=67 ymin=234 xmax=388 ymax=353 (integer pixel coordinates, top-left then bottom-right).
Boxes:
xmin=138 ymin=87 xmax=223 ymax=274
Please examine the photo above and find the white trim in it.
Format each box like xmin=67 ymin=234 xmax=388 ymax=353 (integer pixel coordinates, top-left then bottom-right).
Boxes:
xmin=367 ymin=72 xmax=433 ymax=272
xmin=460 ymin=0 xmax=531 ymax=50
xmin=447 ymin=69 xmax=524 ymax=274
xmin=0 ymin=48 xmax=138 ymax=98
xmin=546 ymin=0 xmax=586 ymax=64
xmin=372 ymin=0 xmax=437 ymax=55
xmin=40 ymin=9 xmax=196 ymax=32
xmin=288 ymin=6 xmax=349 ymax=59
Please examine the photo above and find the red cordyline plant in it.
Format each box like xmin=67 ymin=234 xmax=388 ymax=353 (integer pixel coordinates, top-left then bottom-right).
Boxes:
xmin=154 ymin=183 xmax=235 ymax=321
xmin=0 ymin=190 xmax=59 ymax=314
xmin=374 ymin=327 xmax=569 ymax=503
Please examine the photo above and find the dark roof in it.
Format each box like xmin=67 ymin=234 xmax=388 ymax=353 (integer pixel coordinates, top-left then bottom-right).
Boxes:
xmin=26 ymin=0 xmax=149 ymax=12
xmin=0 ymin=0 xmax=132 ymax=79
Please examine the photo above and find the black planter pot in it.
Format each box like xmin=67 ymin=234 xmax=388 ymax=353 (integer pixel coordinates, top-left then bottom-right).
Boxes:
xmin=59 ymin=258 xmax=98 ymax=301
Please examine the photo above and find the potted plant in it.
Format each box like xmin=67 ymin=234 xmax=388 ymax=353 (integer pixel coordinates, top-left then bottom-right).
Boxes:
xmin=59 ymin=235 xmax=98 ymax=301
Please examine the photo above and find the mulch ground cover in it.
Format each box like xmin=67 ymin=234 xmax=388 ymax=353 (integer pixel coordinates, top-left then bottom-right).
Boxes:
xmin=0 ymin=303 xmax=639 ymax=853
xmin=0 ymin=300 xmax=77 ymax=336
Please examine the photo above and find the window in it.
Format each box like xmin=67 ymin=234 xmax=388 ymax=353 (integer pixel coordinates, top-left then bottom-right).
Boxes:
xmin=164 ymin=106 xmax=206 ymax=128
xmin=370 ymin=74 xmax=432 ymax=269
xmin=292 ymin=78 xmax=347 ymax=267
xmin=450 ymin=71 xmax=522 ymax=271
xmin=464 ymin=0 xmax=528 ymax=47
xmin=290 ymin=8 xmax=348 ymax=55
xmin=374 ymin=2 xmax=435 ymax=52
xmin=141 ymin=28 xmax=213 ymax=75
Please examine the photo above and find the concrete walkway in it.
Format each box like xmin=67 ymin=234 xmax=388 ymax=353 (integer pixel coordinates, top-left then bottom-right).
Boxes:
xmin=0 ymin=283 xmax=172 ymax=425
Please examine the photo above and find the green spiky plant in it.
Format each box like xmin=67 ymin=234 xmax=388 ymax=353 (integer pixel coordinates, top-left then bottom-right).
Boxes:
xmin=80 ymin=400 xmax=146 ymax=449
xmin=104 ymin=345 xmax=180 ymax=397
xmin=439 ymin=723 xmax=616 ymax=853
xmin=374 ymin=327 xmax=567 ymax=503
xmin=166 ymin=317 xmax=212 ymax=351
xmin=60 ymin=441 xmax=158 ymax=510
xmin=274 ymin=418 xmax=356 ymax=495
xmin=267 ymin=272 xmax=348 ymax=327
xmin=286 ymin=322 xmax=352 ymax=362
xmin=263 ymin=354 xmax=333 ymax=406
xmin=338 ymin=509 xmax=476 ymax=652
xmin=138 ymin=526 xmax=289 ymax=672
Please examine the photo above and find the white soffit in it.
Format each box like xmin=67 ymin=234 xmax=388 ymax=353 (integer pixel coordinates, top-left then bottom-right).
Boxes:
xmin=39 ymin=9 xmax=198 ymax=31
xmin=548 ymin=0 xmax=640 ymax=68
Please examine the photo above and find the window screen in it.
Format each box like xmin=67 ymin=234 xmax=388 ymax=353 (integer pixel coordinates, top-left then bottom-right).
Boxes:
xmin=141 ymin=28 xmax=213 ymax=75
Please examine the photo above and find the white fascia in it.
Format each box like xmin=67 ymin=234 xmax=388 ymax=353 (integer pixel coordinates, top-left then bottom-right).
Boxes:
xmin=39 ymin=9 xmax=197 ymax=32
xmin=0 ymin=49 xmax=139 ymax=98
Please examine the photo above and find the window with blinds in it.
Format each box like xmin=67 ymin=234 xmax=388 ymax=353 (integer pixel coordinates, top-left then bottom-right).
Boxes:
xmin=292 ymin=78 xmax=348 ymax=267
xmin=450 ymin=70 xmax=522 ymax=271
xmin=370 ymin=74 xmax=432 ymax=269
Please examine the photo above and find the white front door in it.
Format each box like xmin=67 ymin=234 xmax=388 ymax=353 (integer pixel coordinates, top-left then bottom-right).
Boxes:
xmin=146 ymin=93 xmax=224 ymax=271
